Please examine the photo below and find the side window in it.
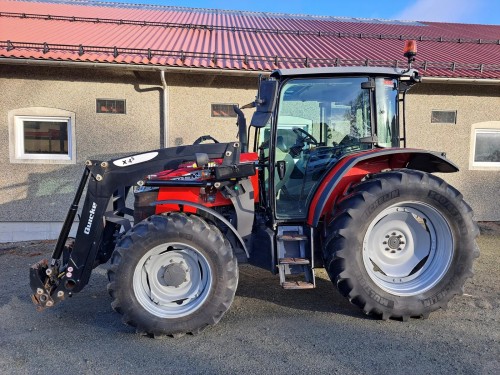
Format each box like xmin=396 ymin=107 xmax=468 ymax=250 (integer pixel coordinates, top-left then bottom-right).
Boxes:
xmin=257 ymin=122 xmax=272 ymax=150
xmin=375 ymin=78 xmax=398 ymax=147
xmin=8 ymin=108 xmax=76 ymax=164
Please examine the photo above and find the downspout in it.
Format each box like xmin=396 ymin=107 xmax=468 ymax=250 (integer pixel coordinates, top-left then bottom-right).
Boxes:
xmin=160 ymin=70 xmax=169 ymax=148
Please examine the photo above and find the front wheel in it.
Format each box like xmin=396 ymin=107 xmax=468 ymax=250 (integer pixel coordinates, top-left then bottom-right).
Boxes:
xmin=107 ymin=213 xmax=238 ymax=336
xmin=323 ymin=169 xmax=479 ymax=320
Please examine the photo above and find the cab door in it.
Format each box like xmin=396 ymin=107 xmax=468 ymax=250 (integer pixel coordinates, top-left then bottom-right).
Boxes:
xmin=272 ymin=77 xmax=373 ymax=220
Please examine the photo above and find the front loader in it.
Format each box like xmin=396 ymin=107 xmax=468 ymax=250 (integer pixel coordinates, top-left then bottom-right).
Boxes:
xmin=30 ymin=42 xmax=479 ymax=336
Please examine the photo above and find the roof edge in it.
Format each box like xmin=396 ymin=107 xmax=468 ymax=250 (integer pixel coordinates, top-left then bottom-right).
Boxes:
xmin=0 ymin=57 xmax=264 ymax=77
xmin=1 ymin=57 xmax=499 ymax=83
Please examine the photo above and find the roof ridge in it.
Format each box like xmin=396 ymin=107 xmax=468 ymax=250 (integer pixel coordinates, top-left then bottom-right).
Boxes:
xmin=2 ymin=10 xmax=499 ymax=46
xmin=6 ymin=0 xmax=426 ymax=26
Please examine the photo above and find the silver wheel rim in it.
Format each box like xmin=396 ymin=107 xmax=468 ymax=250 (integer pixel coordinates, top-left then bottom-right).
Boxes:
xmin=362 ymin=202 xmax=453 ymax=296
xmin=133 ymin=243 xmax=212 ymax=318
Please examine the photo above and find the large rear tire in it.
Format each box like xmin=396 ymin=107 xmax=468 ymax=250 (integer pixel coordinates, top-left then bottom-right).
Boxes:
xmin=107 ymin=212 xmax=238 ymax=336
xmin=323 ymin=169 xmax=479 ymax=320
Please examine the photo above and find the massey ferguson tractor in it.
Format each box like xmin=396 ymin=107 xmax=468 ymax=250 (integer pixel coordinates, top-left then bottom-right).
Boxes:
xmin=30 ymin=42 xmax=479 ymax=337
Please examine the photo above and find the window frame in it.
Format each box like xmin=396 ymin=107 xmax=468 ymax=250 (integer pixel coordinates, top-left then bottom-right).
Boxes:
xmin=9 ymin=108 xmax=77 ymax=165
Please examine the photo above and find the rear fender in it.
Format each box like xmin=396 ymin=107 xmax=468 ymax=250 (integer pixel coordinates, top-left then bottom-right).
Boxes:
xmin=307 ymin=149 xmax=459 ymax=227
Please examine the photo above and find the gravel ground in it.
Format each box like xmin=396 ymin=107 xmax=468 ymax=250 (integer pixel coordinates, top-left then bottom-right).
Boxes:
xmin=0 ymin=230 xmax=498 ymax=375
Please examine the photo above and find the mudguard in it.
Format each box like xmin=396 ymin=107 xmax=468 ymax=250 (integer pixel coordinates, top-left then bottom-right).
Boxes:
xmin=152 ymin=199 xmax=250 ymax=258
xmin=307 ymin=148 xmax=459 ymax=227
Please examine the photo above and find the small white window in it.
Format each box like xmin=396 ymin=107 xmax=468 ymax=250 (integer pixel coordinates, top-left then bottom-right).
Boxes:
xmin=9 ymin=108 xmax=76 ymax=164
xmin=471 ymin=129 xmax=500 ymax=169
xmin=14 ymin=116 xmax=72 ymax=162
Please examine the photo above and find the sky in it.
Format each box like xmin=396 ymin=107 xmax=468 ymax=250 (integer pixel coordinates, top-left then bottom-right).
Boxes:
xmin=109 ymin=0 xmax=500 ymax=25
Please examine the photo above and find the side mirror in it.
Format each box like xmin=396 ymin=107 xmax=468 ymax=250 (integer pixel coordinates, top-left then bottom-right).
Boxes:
xmin=250 ymin=79 xmax=278 ymax=128
xmin=361 ymin=80 xmax=375 ymax=90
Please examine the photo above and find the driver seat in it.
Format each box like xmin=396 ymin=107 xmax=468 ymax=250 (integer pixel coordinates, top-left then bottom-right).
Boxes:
xmin=275 ymin=140 xmax=294 ymax=195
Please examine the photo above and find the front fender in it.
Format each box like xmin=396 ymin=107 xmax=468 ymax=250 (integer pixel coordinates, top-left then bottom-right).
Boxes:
xmin=152 ymin=199 xmax=249 ymax=258
xmin=307 ymin=148 xmax=459 ymax=227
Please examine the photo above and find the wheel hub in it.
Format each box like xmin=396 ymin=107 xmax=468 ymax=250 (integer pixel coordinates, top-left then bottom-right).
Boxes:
xmin=384 ymin=230 xmax=406 ymax=253
xmin=162 ymin=263 xmax=188 ymax=288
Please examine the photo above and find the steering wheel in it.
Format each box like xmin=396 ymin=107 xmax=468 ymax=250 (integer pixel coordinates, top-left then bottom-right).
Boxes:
xmin=293 ymin=128 xmax=318 ymax=145
xmin=193 ymin=135 xmax=219 ymax=145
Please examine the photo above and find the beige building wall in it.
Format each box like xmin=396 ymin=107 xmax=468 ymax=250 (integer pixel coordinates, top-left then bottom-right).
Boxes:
xmin=406 ymin=83 xmax=500 ymax=221
xmin=167 ymin=72 xmax=256 ymax=146
xmin=0 ymin=65 xmax=257 ymax=241
xmin=0 ymin=65 xmax=161 ymax=229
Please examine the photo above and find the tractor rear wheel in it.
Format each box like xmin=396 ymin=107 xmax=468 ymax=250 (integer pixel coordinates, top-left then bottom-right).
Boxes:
xmin=107 ymin=212 xmax=238 ymax=337
xmin=323 ymin=169 xmax=479 ymax=320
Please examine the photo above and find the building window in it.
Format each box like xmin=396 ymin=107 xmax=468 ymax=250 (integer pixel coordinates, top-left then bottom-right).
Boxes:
xmin=9 ymin=108 xmax=76 ymax=164
xmin=211 ymin=103 xmax=238 ymax=118
xmin=472 ymin=129 xmax=500 ymax=168
xmin=431 ymin=110 xmax=457 ymax=124
xmin=97 ymin=99 xmax=126 ymax=114
xmin=14 ymin=116 xmax=72 ymax=161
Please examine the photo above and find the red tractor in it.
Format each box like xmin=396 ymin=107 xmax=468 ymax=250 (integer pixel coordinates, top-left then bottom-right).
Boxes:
xmin=31 ymin=44 xmax=479 ymax=337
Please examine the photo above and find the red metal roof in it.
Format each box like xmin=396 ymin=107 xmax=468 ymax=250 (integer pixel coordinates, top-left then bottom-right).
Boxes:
xmin=1 ymin=0 xmax=499 ymax=78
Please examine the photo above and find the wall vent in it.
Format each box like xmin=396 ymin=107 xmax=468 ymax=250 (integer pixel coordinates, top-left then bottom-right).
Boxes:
xmin=211 ymin=103 xmax=238 ymax=118
xmin=431 ymin=110 xmax=457 ymax=124
xmin=96 ymin=99 xmax=126 ymax=114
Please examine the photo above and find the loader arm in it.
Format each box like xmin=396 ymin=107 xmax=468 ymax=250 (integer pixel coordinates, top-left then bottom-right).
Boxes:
xmin=30 ymin=141 xmax=254 ymax=310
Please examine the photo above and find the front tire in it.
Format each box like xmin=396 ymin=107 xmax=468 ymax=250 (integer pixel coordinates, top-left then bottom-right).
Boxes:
xmin=323 ymin=169 xmax=479 ymax=320
xmin=107 ymin=213 xmax=238 ymax=336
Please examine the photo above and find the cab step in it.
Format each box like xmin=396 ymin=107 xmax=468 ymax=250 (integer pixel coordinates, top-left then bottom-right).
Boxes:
xmin=276 ymin=225 xmax=316 ymax=289
xmin=279 ymin=257 xmax=310 ymax=265
xmin=277 ymin=234 xmax=308 ymax=241
xmin=282 ymin=281 xmax=315 ymax=290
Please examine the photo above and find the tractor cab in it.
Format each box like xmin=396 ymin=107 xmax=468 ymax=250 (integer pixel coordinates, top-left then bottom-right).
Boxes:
xmin=250 ymin=67 xmax=420 ymax=220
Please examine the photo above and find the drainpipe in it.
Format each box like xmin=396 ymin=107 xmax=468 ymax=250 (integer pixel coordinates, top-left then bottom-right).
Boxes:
xmin=160 ymin=70 xmax=169 ymax=148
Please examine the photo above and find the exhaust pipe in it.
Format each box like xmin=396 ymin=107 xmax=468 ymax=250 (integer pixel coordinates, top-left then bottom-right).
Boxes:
xmin=233 ymin=105 xmax=248 ymax=153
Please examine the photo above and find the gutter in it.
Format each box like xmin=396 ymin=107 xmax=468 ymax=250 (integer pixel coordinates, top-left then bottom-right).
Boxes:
xmin=0 ymin=57 xmax=264 ymax=77
xmin=2 ymin=57 xmax=499 ymax=84
xmin=4 ymin=56 xmax=500 ymax=86
xmin=421 ymin=77 xmax=500 ymax=85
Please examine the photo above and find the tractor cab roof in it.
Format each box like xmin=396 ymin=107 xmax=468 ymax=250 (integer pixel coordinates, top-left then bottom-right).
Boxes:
xmin=270 ymin=66 xmax=418 ymax=79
